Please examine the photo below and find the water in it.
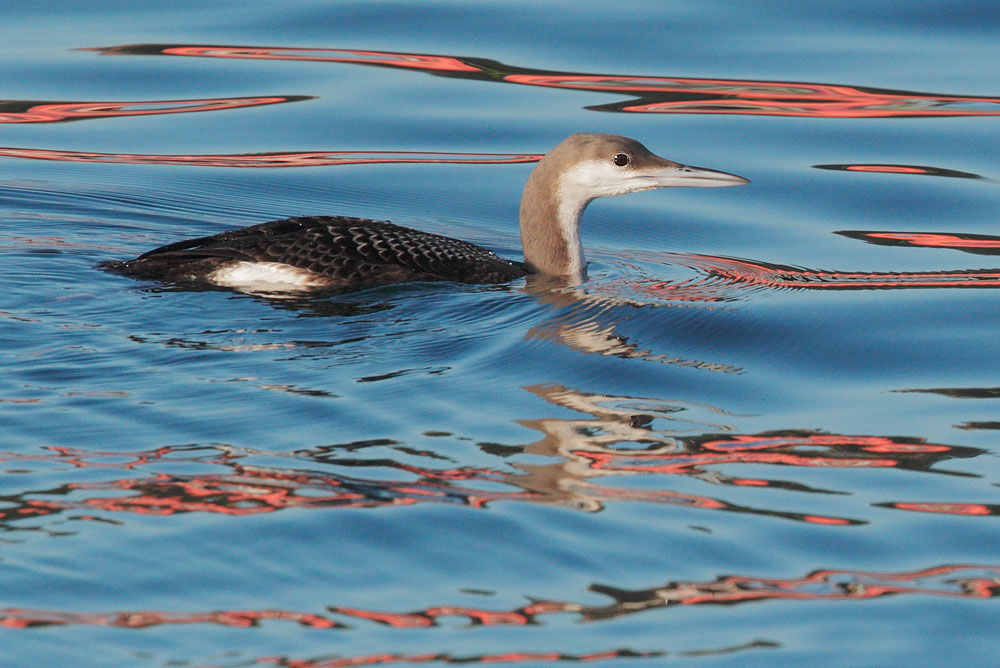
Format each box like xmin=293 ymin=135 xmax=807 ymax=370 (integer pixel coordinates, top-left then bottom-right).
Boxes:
xmin=3 ymin=1 xmax=1000 ymax=666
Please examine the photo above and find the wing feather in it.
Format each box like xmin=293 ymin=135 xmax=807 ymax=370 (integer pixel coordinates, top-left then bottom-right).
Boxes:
xmin=120 ymin=216 xmax=526 ymax=286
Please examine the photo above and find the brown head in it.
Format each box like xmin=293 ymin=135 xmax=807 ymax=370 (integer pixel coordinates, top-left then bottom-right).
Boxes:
xmin=519 ymin=133 xmax=748 ymax=281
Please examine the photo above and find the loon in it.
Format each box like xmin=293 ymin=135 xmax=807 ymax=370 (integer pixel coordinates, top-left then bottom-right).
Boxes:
xmin=100 ymin=133 xmax=748 ymax=291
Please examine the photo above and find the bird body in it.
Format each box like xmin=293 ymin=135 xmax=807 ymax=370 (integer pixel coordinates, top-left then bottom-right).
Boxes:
xmin=101 ymin=134 xmax=747 ymax=292
xmin=102 ymin=215 xmax=526 ymax=291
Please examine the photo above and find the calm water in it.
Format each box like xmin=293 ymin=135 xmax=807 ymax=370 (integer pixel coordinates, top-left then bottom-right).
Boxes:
xmin=3 ymin=1 xmax=1000 ymax=666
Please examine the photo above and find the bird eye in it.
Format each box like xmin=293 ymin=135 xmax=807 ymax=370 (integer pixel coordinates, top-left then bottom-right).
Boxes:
xmin=613 ymin=153 xmax=630 ymax=167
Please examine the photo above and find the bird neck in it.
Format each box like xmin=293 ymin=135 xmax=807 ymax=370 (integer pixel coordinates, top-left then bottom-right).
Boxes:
xmin=519 ymin=161 xmax=591 ymax=283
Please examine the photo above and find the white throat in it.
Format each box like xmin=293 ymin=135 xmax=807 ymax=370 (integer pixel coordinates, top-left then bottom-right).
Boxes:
xmin=554 ymin=160 xmax=626 ymax=283
xmin=554 ymin=200 xmax=587 ymax=283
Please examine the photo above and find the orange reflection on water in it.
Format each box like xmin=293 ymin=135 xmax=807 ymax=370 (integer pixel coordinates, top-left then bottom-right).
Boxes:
xmin=508 ymin=74 xmax=1000 ymax=118
xmin=0 ymin=463 xmax=532 ymax=523
xmin=655 ymin=254 xmax=1000 ymax=294
xmin=578 ymin=432 xmax=956 ymax=478
xmin=882 ymin=502 xmax=999 ymax=516
xmin=0 ymin=444 xmax=538 ymax=530
xmin=158 ymin=45 xmax=483 ymax=72
xmin=0 ymin=608 xmax=341 ymax=630
xmin=0 ymin=387 xmax=984 ymax=532
xmin=0 ymin=96 xmax=308 ymax=124
xmin=238 ymin=649 xmax=664 ymax=666
xmin=866 ymin=233 xmax=1000 ymax=249
xmin=0 ymin=146 xmax=541 ymax=168
xmin=816 ymin=163 xmax=983 ymax=178
xmin=509 ymin=384 xmax=984 ymax=523
xmin=90 ymin=44 xmax=1000 ymax=119
xmin=3 ymin=563 xmax=995 ymax=632
xmin=849 ymin=165 xmax=930 ymax=174
xmin=331 ymin=564 xmax=1000 ymax=627
xmin=0 ymin=378 xmax=985 ymax=533
xmin=0 ymin=439 xmax=856 ymax=527
xmin=838 ymin=230 xmax=1000 ymax=256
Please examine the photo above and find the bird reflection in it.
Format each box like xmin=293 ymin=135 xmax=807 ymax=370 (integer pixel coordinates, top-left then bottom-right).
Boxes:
xmin=522 ymin=274 xmax=745 ymax=372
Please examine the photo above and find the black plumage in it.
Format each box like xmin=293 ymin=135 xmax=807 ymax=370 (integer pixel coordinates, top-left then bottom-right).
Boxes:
xmin=100 ymin=216 xmax=528 ymax=290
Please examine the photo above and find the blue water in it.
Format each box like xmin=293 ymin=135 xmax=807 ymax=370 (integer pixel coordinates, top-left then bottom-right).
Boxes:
xmin=3 ymin=1 xmax=1000 ymax=666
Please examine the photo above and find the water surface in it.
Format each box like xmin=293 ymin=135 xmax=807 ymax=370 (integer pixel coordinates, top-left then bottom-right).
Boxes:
xmin=2 ymin=2 xmax=1000 ymax=666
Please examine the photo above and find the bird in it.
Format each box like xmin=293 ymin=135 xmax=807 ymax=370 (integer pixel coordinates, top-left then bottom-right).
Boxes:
xmin=100 ymin=133 xmax=748 ymax=292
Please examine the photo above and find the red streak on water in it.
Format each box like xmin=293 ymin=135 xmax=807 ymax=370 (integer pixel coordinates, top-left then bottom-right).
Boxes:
xmin=0 ymin=146 xmax=541 ymax=168
xmin=866 ymin=232 xmax=1000 ymax=249
xmin=0 ymin=96 xmax=304 ymax=123
xmin=160 ymin=46 xmax=483 ymax=72
xmin=847 ymin=165 xmax=929 ymax=174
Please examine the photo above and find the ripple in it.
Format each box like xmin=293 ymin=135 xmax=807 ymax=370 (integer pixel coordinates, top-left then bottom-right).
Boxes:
xmin=626 ymin=253 xmax=1000 ymax=295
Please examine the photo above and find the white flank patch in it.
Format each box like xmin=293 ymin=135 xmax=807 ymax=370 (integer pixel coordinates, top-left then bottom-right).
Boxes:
xmin=208 ymin=261 xmax=330 ymax=291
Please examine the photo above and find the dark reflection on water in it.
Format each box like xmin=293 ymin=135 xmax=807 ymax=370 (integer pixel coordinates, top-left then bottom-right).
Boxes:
xmin=838 ymin=231 xmax=1000 ymax=256
xmin=523 ymin=279 xmax=746 ymax=373
xmin=333 ymin=564 xmax=1000 ymax=626
xmin=0 ymin=640 xmax=670 ymax=666
xmin=89 ymin=44 xmax=1000 ymax=119
xmin=2 ymin=561 xmax=996 ymax=629
xmin=957 ymin=422 xmax=1000 ymax=431
xmin=816 ymin=163 xmax=985 ymax=179
xmin=0 ymin=147 xmax=541 ymax=168
xmin=896 ymin=386 xmax=1000 ymax=399
xmin=0 ymin=606 xmax=345 ymax=630
xmin=0 ymin=96 xmax=311 ymax=124
xmin=653 ymin=254 xmax=1000 ymax=293
xmin=0 ymin=377 xmax=987 ymax=533
xmin=197 ymin=648 xmax=672 ymax=666
xmin=511 ymin=383 xmax=982 ymax=522
xmin=878 ymin=501 xmax=1000 ymax=516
